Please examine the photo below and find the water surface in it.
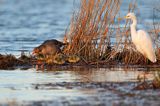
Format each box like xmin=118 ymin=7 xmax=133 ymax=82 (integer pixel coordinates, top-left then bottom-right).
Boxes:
xmin=0 ymin=67 xmax=160 ymax=105
xmin=0 ymin=0 xmax=160 ymax=105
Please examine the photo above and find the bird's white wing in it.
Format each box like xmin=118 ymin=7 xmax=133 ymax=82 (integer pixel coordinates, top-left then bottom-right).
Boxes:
xmin=137 ymin=30 xmax=156 ymax=62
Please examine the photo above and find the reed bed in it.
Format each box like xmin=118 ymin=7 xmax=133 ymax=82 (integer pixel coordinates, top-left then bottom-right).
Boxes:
xmin=0 ymin=54 xmax=21 ymax=69
xmin=63 ymin=0 xmax=160 ymax=65
xmin=153 ymin=8 xmax=160 ymax=58
xmin=63 ymin=0 xmax=121 ymax=63
xmin=0 ymin=53 xmax=33 ymax=69
xmin=1 ymin=1 xmax=160 ymax=70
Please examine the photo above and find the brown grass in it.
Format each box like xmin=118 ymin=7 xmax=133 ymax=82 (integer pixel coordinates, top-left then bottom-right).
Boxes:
xmin=63 ymin=0 xmax=122 ymax=63
xmin=63 ymin=0 xmax=160 ymax=65
xmin=153 ymin=8 xmax=160 ymax=62
xmin=0 ymin=53 xmax=33 ymax=69
xmin=0 ymin=54 xmax=20 ymax=69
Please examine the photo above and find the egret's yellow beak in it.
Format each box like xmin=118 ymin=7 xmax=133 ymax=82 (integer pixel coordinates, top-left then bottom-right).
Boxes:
xmin=124 ymin=16 xmax=128 ymax=19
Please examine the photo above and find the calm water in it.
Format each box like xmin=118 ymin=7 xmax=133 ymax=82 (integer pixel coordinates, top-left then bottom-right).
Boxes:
xmin=0 ymin=0 xmax=75 ymax=55
xmin=0 ymin=0 xmax=159 ymax=55
xmin=0 ymin=0 xmax=160 ymax=105
xmin=0 ymin=67 xmax=159 ymax=105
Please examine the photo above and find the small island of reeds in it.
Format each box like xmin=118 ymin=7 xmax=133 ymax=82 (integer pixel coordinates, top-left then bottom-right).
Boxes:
xmin=0 ymin=0 xmax=160 ymax=70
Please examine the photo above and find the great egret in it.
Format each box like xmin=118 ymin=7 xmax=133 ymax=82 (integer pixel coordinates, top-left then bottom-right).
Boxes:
xmin=125 ymin=13 xmax=156 ymax=63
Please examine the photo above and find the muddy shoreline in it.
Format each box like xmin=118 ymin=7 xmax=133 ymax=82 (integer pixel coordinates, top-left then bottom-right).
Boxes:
xmin=0 ymin=53 xmax=160 ymax=70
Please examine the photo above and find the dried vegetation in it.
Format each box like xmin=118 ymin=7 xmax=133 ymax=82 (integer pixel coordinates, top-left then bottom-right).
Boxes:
xmin=0 ymin=54 xmax=30 ymax=69
xmin=0 ymin=0 xmax=160 ymax=69
xmin=63 ymin=0 xmax=160 ymax=65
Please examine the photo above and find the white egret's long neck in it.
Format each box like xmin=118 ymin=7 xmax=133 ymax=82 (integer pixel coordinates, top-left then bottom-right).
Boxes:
xmin=130 ymin=18 xmax=137 ymax=42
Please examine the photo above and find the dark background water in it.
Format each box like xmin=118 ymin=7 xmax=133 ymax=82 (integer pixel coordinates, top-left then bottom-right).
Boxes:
xmin=0 ymin=0 xmax=159 ymax=56
xmin=0 ymin=0 xmax=74 ymax=55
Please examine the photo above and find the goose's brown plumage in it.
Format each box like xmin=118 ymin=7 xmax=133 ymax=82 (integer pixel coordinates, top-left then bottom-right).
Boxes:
xmin=32 ymin=39 xmax=65 ymax=57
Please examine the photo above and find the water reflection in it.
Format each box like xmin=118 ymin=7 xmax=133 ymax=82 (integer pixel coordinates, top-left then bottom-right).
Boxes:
xmin=0 ymin=67 xmax=159 ymax=104
xmin=67 ymin=67 xmax=156 ymax=82
xmin=0 ymin=67 xmax=156 ymax=84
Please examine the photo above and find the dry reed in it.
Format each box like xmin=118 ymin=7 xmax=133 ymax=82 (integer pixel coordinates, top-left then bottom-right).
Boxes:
xmin=63 ymin=0 xmax=160 ymax=65
xmin=0 ymin=54 xmax=21 ymax=69
xmin=63 ymin=0 xmax=122 ymax=63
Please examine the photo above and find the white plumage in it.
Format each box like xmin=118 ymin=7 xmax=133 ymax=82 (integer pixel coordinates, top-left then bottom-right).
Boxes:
xmin=125 ymin=13 xmax=156 ymax=63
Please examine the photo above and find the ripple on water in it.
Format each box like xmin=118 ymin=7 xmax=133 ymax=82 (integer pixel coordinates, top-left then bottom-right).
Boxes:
xmin=0 ymin=67 xmax=159 ymax=105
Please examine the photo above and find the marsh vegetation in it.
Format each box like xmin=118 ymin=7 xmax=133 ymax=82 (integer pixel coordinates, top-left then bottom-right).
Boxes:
xmin=63 ymin=0 xmax=160 ymax=65
xmin=0 ymin=0 xmax=160 ymax=105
